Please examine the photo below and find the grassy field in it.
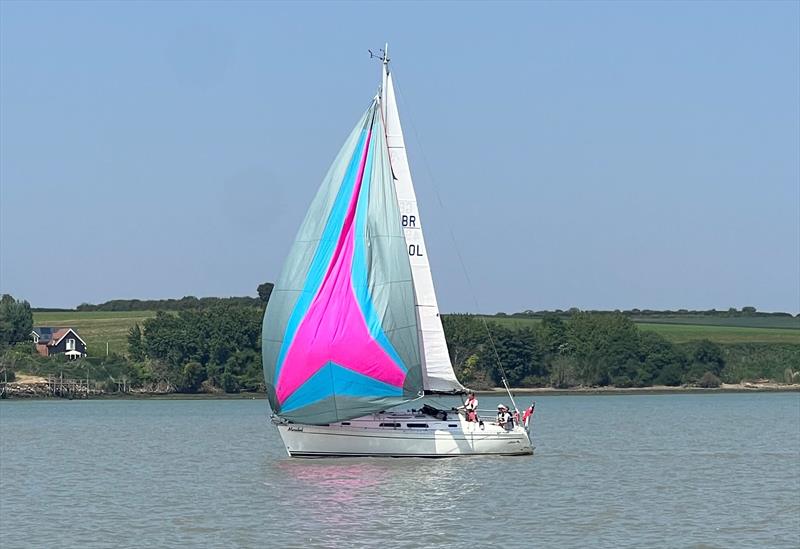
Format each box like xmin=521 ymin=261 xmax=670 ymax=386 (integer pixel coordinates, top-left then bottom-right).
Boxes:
xmin=634 ymin=323 xmax=800 ymax=344
xmin=630 ymin=315 xmax=800 ymax=330
xmin=478 ymin=315 xmax=800 ymax=344
xmin=33 ymin=311 xmax=157 ymax=357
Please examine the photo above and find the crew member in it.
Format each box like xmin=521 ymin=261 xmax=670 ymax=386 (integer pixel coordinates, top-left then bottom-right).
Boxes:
xmin=496 ymin=404 xmax=508 ymax=425
xmin=463 ymin=392 xmax=478 ymax=422
xmin=497 ymin=404 xmax=513 ymax=430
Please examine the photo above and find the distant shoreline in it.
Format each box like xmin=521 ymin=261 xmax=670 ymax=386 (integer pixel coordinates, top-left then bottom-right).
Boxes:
xmin=478 ymin=383 xmax=800 ymax=396
xmin=2 ymin=382 xmax=798 ymax=401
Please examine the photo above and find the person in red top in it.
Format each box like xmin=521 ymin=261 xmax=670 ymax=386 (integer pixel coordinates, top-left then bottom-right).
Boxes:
xmin=463 ymin=392 xmax=478 ymax=422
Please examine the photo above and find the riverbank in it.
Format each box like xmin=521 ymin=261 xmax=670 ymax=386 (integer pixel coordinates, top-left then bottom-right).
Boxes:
xmin=481 ymin=382 xmax=800 ymax=396
xmin=2 ymin=379 xmax=798 ymax=400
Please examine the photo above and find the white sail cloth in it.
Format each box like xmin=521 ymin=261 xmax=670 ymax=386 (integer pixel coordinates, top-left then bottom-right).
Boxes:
xmin=382 ymin=70 xmax=466 ymax=393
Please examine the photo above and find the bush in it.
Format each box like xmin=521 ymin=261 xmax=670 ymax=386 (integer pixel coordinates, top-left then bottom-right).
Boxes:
xmin=221 ymin=370 xmax=239 ymax=393
xmin=181 ymin=361 xmax=206 ymax=393
xmin=611 ymin=375 xmax=633 ymax=388
xmin=550 ymin=356 xmax=579 ymax=388
xmin=520 ymin=375 xmax=549 ymax=387
xmin=698 ymin=371 xmax=721 ymax=388
xmin=656 ymin=363 xmax=683 ymax=386
xmin=200 ymin=379 xmax=222 ymax=394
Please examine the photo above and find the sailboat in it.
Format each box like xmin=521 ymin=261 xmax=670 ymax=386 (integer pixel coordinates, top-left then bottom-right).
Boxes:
xmin=262 ymin=47 xmax=533 ymax=457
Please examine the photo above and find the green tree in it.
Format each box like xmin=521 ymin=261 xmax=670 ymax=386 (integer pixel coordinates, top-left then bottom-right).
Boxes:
xmin=537 ymin=314 xmax=567 ymax=354
xmin=549 ymin=355 xmax=579 ymax=388
xmin=698 ymin=371 xmax=721 ymax=388
xmin=0 ymin=295 xmax=33 ymax=347
xmin=566 ymin=312 xmax=640 ymax=386
xmin=181 ymin=361 xmax=206 ymax=392
xmin=127 ymin=325 xmax=145 ymax=361
xmin=257 ymin=282 xmax=274 ymax=306
xmin=682 ymin=339 xmax=725 ymax=383
xmin=638 ymin=331 xmax=685 ymax=387
xmin=442 ymin=314 xmax=487 ymax=378
xmin=221 ymin=370 xmax=240 ymax=393
xmin=223 ymin=349 xmax=262 ymax=391
xmin=140 ymin=304 xmax=262 ymax=388
xmin=472 ymin=324 xmax=546 ymax=387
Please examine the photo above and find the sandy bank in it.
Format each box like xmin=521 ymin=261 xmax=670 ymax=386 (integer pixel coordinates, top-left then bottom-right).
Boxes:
xmin=478 ymin=383 xmax=800 ymax=396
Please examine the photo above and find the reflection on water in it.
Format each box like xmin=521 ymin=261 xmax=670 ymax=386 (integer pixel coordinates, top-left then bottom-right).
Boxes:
xmin=1 ymin=394 xmax=798 ymax=548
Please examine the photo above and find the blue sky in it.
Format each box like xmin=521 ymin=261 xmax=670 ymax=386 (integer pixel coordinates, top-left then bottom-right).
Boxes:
xmin=1 ymin=1 xmax=798 ymax=313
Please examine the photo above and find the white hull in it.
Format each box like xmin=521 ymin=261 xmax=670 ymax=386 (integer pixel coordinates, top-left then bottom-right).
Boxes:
xmin=274 ymin=412 xmax=533 ymax=458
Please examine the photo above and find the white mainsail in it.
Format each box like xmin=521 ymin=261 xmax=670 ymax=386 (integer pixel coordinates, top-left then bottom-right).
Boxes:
xmin=381 ymin=63 xmax=465 ymax=393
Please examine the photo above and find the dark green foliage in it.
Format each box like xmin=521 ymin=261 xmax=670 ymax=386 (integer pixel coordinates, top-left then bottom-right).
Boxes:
xmin=698 ymin=372 xmax=722 ymax=388
xmin=689 ymin=340 xmax=725 ymax=375
xmin=0 ymin=295 xmax=34 ymax=347
xmin=474 ymin=325 xmax=545 ymax=387
xmin=181 ymin=362 xmax=206 ymax=392
xmin=0 ymin=343 xmax=32 ymax=381
xmin=485 ymin=308 xmax=800 ymax=329
xmin=77 ymin=295 xmax=265 ymax=312
xmin=538 ymin=314 xmax=566 ymax=354
xmin=442 ymin=312 xmax=750 ymax=389
xmin=127 ymin=325 xmax=145 ymax=361
xmin=565 ymin=313 xmax=640 ymax=386
xmin=655 ymin=362 xmax=684 ymax=386
xmin=223 ymin=349 xmax=263 ymax=391
xmin=442 ymin=315 xmax=489 ymax=386
xmin=257 ymin=283 xmax=274 ymax=305
xmin=221 ymin=370 xmax=240 ymax=393
xmin=440 ymin=312 xmax=795 ymax=389
xmin=138 ymin=304 xmax=262 ymax=393
xmin=549 ymin=356 xmax=579 ymax=388
xmin=638 ymin=331 xmax=684 ymax=386
xmin=8 ymin=295 xmax=796 ymax=395
xmin=679 ymin=340 xmax=726 ymax=384
xmin=719 ymin=343 xmax=800 ymax=383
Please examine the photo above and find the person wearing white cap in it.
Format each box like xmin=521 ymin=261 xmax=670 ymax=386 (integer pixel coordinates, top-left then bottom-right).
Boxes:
xmin=496 ymin=404 xmax=508 ymax=427
xmin=497 ymin=404 xmax=515 ymax=430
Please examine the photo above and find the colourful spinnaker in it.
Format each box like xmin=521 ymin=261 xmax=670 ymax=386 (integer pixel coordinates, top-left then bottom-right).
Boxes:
xmin=262 ymin=100 xmax=422 ymax=424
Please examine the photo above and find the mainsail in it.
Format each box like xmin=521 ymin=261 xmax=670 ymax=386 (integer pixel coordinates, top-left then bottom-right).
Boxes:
xmin=262 ymin=100 xmax=423 ymax=425
xmin=381 ymin=66 xmax=466 ymax=393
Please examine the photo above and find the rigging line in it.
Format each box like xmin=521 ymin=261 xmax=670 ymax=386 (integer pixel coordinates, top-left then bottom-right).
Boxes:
xmin=391 ymin=71 xmax=520 ymax=413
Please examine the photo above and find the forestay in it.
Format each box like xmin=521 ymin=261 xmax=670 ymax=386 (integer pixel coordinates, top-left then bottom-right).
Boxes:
xmin=382 ymin=68 xmax=466 ymax=393
xmin=262 ymin=100 xmax=423 ymax=425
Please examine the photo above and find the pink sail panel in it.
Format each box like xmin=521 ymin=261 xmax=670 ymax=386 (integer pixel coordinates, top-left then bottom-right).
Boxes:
xmin=275 ymin=127 xmax=407 ymax=404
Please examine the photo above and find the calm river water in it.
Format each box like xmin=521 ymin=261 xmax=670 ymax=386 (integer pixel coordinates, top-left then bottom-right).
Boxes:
xmin=1 ymin=393 xmax=798 ymax=548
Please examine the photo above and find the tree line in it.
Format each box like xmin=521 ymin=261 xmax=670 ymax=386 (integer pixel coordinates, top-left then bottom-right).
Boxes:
xmin=494 ymin=307 xmax=797 ymax=319
xmin=2 ymin=291 xmax=798 ymax=394
xmin=126 ymin=305 xmax=263 ymax=393
xmin=445 ymin=313 xmax=749 ymax=389
xmin=73 ymin=283 xmax=274 ymax=312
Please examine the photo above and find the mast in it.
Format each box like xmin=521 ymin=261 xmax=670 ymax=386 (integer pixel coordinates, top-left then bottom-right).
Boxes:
xmin=382 ymin=43 xmax=389 ymax=103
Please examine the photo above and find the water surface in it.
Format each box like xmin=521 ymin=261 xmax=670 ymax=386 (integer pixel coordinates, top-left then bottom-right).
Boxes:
xmin=1 ymin=393 xmax=798 ymax=548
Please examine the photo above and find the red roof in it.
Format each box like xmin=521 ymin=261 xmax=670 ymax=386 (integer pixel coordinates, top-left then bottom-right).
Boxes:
xmin=48 ymin=329 xmax=70 ymax=346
